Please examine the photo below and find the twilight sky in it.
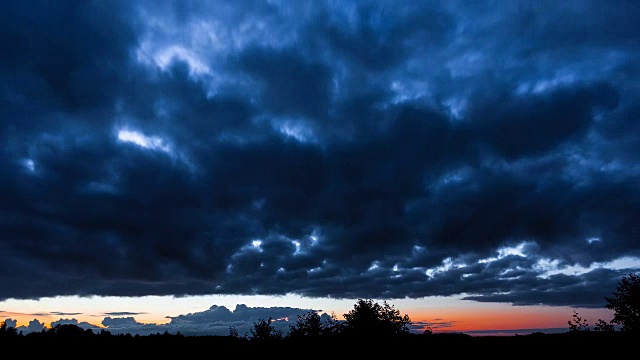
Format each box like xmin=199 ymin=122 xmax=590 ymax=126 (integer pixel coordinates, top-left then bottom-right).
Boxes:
xmin=1 ymin=0 xmax=639 ymax=336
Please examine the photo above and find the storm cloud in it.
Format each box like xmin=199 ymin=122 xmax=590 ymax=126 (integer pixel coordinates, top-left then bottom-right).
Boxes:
xmin=1 ymin=0 xmax=639 ymax=310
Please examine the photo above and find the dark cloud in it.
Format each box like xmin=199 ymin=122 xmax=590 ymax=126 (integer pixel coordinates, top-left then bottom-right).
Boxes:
xmin=50 ymin=312 xmax=82 ymax=316
xmin=1 ymin=0 xmax=639 ymax=316
xmin=306 ymin=1 xmax=455 ymax=73
xmin=235 ymin=46 xmax=333 ymax=118
xmin=24 ymin=319 xmax=46 ymax=334
xmin=0 ymin=0 xmax=137 ymax=128
xmin=462 ymin=83 xmax=619 ymax=160
xmin=104 ymin=312 xmax=146 ymax=317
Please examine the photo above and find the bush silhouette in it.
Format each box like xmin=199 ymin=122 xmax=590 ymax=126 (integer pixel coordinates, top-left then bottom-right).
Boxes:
xmin=568 ymin=310 xmax=590 ymax=332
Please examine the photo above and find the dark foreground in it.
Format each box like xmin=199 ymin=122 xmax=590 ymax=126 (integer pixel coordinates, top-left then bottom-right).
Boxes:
xmin=2 ymin=332 xmax=635 ymax=357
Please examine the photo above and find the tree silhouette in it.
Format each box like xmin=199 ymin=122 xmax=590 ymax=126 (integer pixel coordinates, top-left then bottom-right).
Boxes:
xmin=321 ymin=312 xmax=345 ymax=336
xmin=593 ymin=319 xmax=615 ymax=332
xmin=229 ymin=326 xmax=239 ymax=338
xmin=287 ymin=310 xmax=344 ymax=338
xmin=249 ymin=317 xmax=283 ymax=342
xmin=0 ymin=320 xmax=19 ymax=337
xmin=48 ymin=323 xmax=94 ymax=337
xmin=342 ymin=299 xmax=411 ymax=337
xmin=567 ymin=310 xmax=590 ymax=332
xmin=98 ymin=329 xmax=113 ymax=337
xmin=288 ymin=311 xmax=323 ymax=338
xmin=605 ymin=273 xmax=640 ymax=332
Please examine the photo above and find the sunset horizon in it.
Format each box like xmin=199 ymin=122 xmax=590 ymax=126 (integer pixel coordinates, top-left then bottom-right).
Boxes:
xmin=0 ymin=293 xmax=619 ymax=337
xmin=1 ymin=0 xmax=638 ymax=340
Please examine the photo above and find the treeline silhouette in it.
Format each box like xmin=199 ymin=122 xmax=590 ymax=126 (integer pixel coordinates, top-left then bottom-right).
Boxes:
xmin=1 ymin=274 xmax=637 ymax=354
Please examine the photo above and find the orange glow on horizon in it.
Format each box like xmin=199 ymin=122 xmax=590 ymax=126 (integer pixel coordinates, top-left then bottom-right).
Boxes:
xmin=1 ymin=312 xmax=55 ymax=329
xmin=407 ymin=306 xmax=615 ymax=333
xmin=0 ymin=314 xmax=174 ymax=330
xmin=1 ymin=296 xmax=617 ymax=336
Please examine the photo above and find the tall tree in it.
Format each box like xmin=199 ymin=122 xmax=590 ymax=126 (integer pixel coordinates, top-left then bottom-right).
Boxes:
xmin=605 ymin=273 xmax=640 ymax=332
xmin=342 ymin=299 xmax=411 ymax=337
xmin=249 ymin=317 xmax=283 ymax=342
xmin=288 ymin=311 xmax=323 ymax=338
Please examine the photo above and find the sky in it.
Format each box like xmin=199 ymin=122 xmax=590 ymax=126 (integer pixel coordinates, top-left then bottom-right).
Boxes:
xmin=1 ymin=0 xmax=639 ymax=337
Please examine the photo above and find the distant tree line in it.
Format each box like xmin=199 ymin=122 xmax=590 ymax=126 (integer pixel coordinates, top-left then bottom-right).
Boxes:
xmin=2 ymin=273 xmax=638 ymax=343
xmin=0 ymin=320 xmax=185 ymax=339
xmin=0 ymin=298 xmax=416 ymax=342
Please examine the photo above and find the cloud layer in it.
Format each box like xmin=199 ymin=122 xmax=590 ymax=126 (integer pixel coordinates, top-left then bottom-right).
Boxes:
xmin=1 ymin=0 xmax=639 ymax=309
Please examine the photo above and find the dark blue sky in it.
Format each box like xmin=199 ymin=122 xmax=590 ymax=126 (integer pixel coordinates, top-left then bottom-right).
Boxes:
xmin=1 ymin=0 xmax=639 ymax=312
